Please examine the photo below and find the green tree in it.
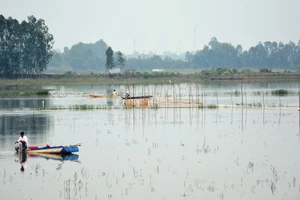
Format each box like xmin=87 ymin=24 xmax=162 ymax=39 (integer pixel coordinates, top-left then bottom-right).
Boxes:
xmin=0 ymin=15 xmax=53 ymax=78
xmin=20 ymin=16 xmax=54 ymax=74
xmin=47 ymin=39 xmax=107 ymax=72
xmin=105 ymin=46 xmax=115 ymax=70
xmin=115 ymin=51 xmax=125 ymax=68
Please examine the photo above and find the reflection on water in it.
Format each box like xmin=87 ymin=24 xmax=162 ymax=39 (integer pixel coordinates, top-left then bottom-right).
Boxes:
xmin=0 ymin=82 xmax=300 ymax=200
xmin=0 ymin=112 xmax=54 ymax=151
xmin=19 ymin=151 xmax=27 ymax=171
xmin=0 ymin=82 xmax=300 ymax=109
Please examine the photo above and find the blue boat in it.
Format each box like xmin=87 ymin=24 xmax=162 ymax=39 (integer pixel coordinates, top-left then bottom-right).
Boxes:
xmin=26 ymin=144 xmax=80 ymax=154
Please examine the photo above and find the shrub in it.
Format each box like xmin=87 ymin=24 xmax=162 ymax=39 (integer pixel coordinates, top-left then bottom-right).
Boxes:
xmin=271 ymin=89 xmax=288 ymax=96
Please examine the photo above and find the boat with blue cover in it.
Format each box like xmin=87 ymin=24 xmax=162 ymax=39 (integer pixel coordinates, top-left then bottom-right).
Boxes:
xmin=26 ymin=144 xmax=80 ymax=154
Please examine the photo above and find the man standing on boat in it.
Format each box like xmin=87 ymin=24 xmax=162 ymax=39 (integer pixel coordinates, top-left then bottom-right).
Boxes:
xmin=14 ymin=131 xmax=29 ymax=153
xmin=112 ymin=89 xmax=118 ymax=97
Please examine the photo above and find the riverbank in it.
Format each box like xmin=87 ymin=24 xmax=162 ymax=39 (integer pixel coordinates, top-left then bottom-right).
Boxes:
xmin=1 ymin=71 xmax=300 ymax=86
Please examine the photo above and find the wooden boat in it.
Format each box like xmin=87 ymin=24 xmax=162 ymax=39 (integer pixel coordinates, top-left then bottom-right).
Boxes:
xmin=26 ymin=144 xmax=80 ymax=154
xmin=121 ymin=95 xmax=153 ymax=99
xmin=86 ymin=94 xmax=108 ymax=98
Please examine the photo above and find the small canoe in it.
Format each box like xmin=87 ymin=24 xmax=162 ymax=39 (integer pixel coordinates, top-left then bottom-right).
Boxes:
xmin=121 ymin=95 xmax=153 ymax=99
xmin=26 ymin=145 xmax=79 ymax=154
xmin=86 ymin=94 xmax=108 ymax=98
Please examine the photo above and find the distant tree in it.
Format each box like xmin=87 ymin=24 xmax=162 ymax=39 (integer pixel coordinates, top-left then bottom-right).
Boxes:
xmin=185 ymin=51 xmax=193 ymax=62
xmin=48 ymin=50 xmax=64 ymax=67
xmin=115 ymin=51 xmax=125 ymax=68
xmin=49 ymin=40 xmax=107 ymax=72
xmin=105 ymin=46 xmax=115 ymax=70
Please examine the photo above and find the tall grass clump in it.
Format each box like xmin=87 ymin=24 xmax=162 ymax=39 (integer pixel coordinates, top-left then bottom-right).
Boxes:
xmin=198 ymin=104 xmax=218 ymax=109
xmin=271 ymin=89 xmax=288 ymax=96
xmin=36 ymin=89 xmax=50 ymax=95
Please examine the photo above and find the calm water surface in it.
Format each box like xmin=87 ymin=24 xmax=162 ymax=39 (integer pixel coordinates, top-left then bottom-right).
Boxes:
xmin=0 ymin=82 xmax=300 ymax=200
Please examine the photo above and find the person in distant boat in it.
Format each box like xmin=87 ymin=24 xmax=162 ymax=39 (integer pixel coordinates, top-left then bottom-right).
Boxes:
xmin=112 ymin=89 xmax=118 ymax=97
xmin=14 ymin=131 xmax=29 ymax=153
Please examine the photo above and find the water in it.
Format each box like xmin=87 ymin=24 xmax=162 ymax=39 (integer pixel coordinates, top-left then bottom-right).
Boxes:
xmin=0 ymin=82 xmax=300 ymax=200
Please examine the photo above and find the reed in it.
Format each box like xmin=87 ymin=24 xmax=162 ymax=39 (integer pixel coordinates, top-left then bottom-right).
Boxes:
xmin=46 ymin=105 xmax=121 ymax=110
xmin=198 ymin=104 xmax=218 ymax=109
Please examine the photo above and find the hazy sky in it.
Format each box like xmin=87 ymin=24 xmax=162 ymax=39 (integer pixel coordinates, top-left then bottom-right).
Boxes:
xmin=1 ymin=0 xmax=300 ymax=54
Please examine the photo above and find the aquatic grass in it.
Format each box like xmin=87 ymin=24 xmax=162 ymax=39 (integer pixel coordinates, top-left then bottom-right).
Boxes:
xmin=35 ymin=89 xmax=50 ymax=95
xmin=1 ymin=70 xmax=300 ymax=87
xmin=123 ymin=104 xmax=135 ymax=109
xmin=0 ymin=88 xmax=51 ymax=97
xmin=271 ymin=89 xmax=288 ymax=96
xmin=46 ymin=105 xmax=121 ymax=110
xmin=198 ymin=104 xmax=218 ymax=109
xmin=69 ymin=104 xmax=122 ymax=110
xmin=247 ymin=102 xmax=263 ymax=107
xmin=150 ymin=103 xmax=159 ymax=109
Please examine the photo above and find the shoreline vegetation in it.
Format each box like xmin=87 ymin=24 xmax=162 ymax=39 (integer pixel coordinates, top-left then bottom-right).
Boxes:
xmin=1 ymin=69 xmax=300 ymax=86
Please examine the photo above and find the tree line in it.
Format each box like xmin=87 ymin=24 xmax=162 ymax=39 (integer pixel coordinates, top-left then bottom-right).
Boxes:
xmin=1 ymin=15 xmax=300 ymax=77
xmin=187 ymin=37 xmax=300 ymax=70
xmin=0 ymin=15 xmax=54 ymax=78
xmin=53 ymin=37 xmax=300 ymax=72
xmin=49 ymin=39 xmax=108 ymax=72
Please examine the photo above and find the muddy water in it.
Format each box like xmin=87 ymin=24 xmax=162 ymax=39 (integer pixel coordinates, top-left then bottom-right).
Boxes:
xmin=0 ymin=106 xmax=299 ymax=200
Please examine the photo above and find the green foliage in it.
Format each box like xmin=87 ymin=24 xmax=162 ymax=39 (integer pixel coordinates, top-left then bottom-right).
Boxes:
xmin=151 ymin=103 xmax=159 ymax=109
xmin=198 ymin=67 xmax=253 ymax=76
xmin=63 ymin=71 xmax=78 ymax=77
xmin=191 ymin=38 xmax=300 ymax=70
xmin=271 ymin=89 xmax=288 ymax=96
xmin=48 ymin=36 xmax=300 ymax=73
xmin=105 ymin=47 xmax=115 ymax=70
xmin=122 ymin=70 xmax=180 ymax=79
xmin=36 ymin=89 xmax=49 ymax=95
xmin=0 ymin=88 xmax=51 ymax=97
xmin=115 ymin=51 xmax=125 ymax=68
xmin=198 ymin=104 xmax=218 ymax=109
xmin=48 ymin=40 xmax=107 ymax=72
xmin=0 ymin=15 xmax=54 ymax=78
xmin=260 ymin=68 xmax=272 ymax=73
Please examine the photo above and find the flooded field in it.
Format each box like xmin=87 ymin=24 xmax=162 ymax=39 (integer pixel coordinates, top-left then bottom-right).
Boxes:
xmin=0 ymin=81 xmax=300 ymax=200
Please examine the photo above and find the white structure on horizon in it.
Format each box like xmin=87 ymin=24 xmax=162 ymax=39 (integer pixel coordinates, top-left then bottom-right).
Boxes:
xmin=152 ymin=69 xmax=164 ymax=72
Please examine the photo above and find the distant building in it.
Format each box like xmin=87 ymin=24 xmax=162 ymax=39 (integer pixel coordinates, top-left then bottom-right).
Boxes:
xmin=152 ymin=69 xmax=164 ymax=72
xmin=108 ymin=68 xmax=121 ymax=78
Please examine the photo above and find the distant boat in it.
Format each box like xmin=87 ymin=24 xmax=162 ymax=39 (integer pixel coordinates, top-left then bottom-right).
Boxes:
xmin=86 ymin=94 xmax=108 ymax=98
xmin=121 ymin=95 xmax=153 ymax=100
xmin=121 ymin=95 xmax=153 ymax=106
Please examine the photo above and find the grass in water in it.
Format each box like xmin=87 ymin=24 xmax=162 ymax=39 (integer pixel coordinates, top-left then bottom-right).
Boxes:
xmin=198 ymin=104 xmax=218 ymax=109
xmin=0 ymin=89 xmax=51 ymax=97
xmin=271 ymin=89 xmax=288 ymax=96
